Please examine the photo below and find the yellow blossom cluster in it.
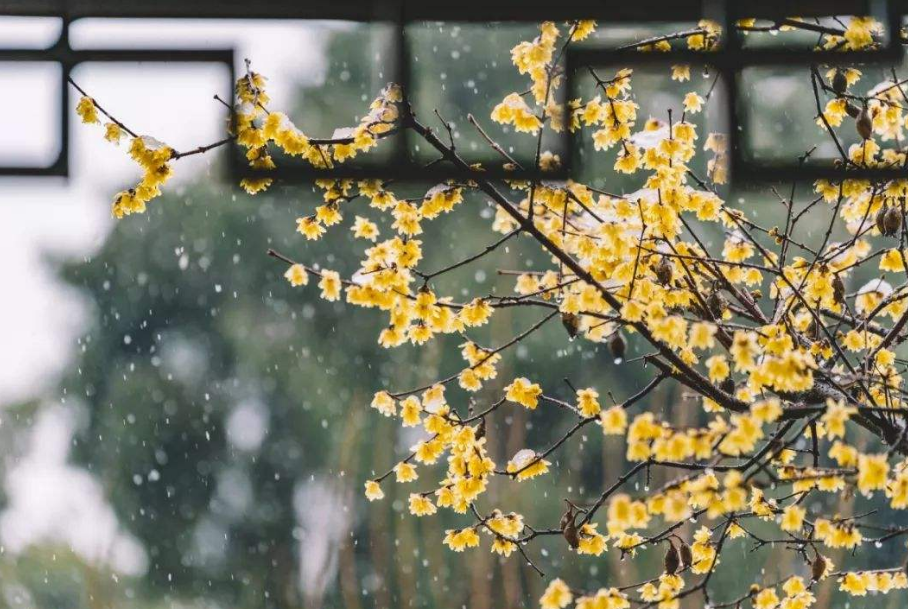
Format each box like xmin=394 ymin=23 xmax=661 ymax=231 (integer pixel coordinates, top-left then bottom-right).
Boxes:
xmin=76 ymin=95 xmax=174 ymax=217
xmin=75 ymin=13 xmax=908 ymax=609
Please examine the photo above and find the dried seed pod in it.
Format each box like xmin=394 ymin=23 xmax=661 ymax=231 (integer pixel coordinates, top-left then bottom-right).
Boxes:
xmin=559 ymin=504 xmax=574 ymax=530
xmin=475 ymin=417 xmax=486 ymax=440
xmin=856 ymin=106 xmax=873 ymax=140
xmin=831 ymin=69 xmax=848 ymax=95
xmin=811 ymin=553 xmax=827 ymax=582
xmin=876 ymin=205 xmax=890 ymax=234
xmin=655 ymin=258 xmax=673 ymax=286
xmin=845 ymin=101 xmax=861 ymax=119
xmin=707 ymin=290 xmax=728 ymax=318
xmin=832 ymin=273 xmax=845 ymax=304
xmin=609 ymin=333 xmax=627 ymax=364
xmin=883 ymin=205 xmax=902 ymax=237
xmin=560 ymin=506 xmax=579 ymax=549
xmin=663 ymin=542 xmax=681 ymax=575
xmin=679 ymin=540 xmax=693 ymax=570
xmin=562 ymin=521 xmax=579 ymax=549
xmin=720 ymin=377 xmax=736 ymax=395
xmin=561 ymin=312 xmax=580 ymax=340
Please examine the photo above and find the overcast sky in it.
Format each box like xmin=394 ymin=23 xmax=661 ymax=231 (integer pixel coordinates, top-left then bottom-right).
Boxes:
xmin=0 ymin=17 xmax=338 ymax=405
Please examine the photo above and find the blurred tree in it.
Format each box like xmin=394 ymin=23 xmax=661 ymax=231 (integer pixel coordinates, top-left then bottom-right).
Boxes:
xmin=54 ymin=24 xmax=650 ymax=609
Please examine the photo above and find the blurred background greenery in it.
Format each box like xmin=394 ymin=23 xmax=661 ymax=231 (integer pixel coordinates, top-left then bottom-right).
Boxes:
xmin=2 ymin=19 xmax=907 ymax=609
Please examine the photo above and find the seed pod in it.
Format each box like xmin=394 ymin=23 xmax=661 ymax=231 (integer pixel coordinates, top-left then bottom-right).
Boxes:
xmin=856 ymin=106 xmax=873 ymax=140
xmin=876 ymin=205 xmax=890 ymax=234
xmin=475 ymin=417 xmax=486 ymax=440
xmin=561 ymin=312 xmax=580 ymax=340
xmin=663 ymin=542 xmax=681 ymax=575
xmin=831 ymin=69 xmax=848 ymax=95
xmin=655 ymin=258 xmax=673 ymax=286
xmin=559 ymin=504 xmax=574 ymax=530
xmin=883 ymin=205 xmax=902 ymax=237
xmin=832 ymin=274 xmax=845 ymax=304
xmin=609 ymin=333 xmax=627 ymax=363
xmin=707 ymin=291 xmax=727 ymax=318
xmin=845 ymin=101 xmax=861 ymax=119
xmin=720 ymin=377 xmax=736 ymax=395
xmin=560 ymin=506 xmax=579 ymax=549
xmin=811 ymin=553 xmax=827 ymax=582
xmin=679 ymin=540 xmax=693 ymax=570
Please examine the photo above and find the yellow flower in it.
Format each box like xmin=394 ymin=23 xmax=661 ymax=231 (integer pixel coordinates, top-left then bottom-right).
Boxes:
xmin=571 ymin=20 xmax=596 ymax=41
xmin=443 ymin=527 xmax=480 ymax=552
xmin=76 ymin=96 xmax=99 ymax=124
xmin=683 ymin=92 xmax=705 ymax=114
xmin=507 ymin=449 xmax=549 ymax=481
xmin=371 ymin=391 xmax=397 ymax=416
xmin=318 ymin=270 xmax=342 ymax=301
xmin=888 ymin=470 xmax=908 ymax=508
xmin=753 ymin=588 xmax=779 ymax=609
xmin=577 ymin=388 xmax=601 ymax=417
xmin=103 ymin=122 xmax=123 ymax=144
xmin=240 ymin=177 xmax=272 ymax=195
xmin=283 ymin=263 xmax=308 ymax=287
xmin=394 ymin=462 xmax=418 ymax=483
xmin=399 ymin=396 xmax=422 ymax=427
xmin=751 ymin=398 xmax=782 ymax=424
xmin=460 ymin=298 xmax=493 ymax=327
xmin=408 ymin=493 xmax=436 ymax=516
xmin=315 ymin=204 xmax=342 ymax=226
xmin=880 ymin=249 xmax=906 ymax=272
xmin=689 ymin=322 xmax=716 ymax=350
xmin=607 ymin=494 xmax=650 ymax=534
xmin=421 ymin=384 xmax=446 ymax=413
xmin=840 ymin=572 xmax=870 ymax=596
xmin=491 ymin=93 xmax=542 ymax=134
xmin=364 ymin=480 xmax=384 ymax=501
xmin=600 ymin=406 xmax=628 ymax=435
xmin=408 ymin=323 xmax=433 ymax=345
xmin=842 ymin=330 xmax=867 ymax=352
xmin=351 ymin=216 xmax=379 ymax=241
xmin=843 ymin=17 xmax=879 ymax=50
xmin=487 ymin=510 xmax=525 ymax=539
xmin=459 ymin=368 xmax=482 ymax=392
xmin=727 ymin=522 xmax=746 ymax=539
xmin=491 ymin=538 xmax=517 ymax=556
xmin=730 ymin=331 xmax=760 ymax=372
xmin=706 ymin=355 xmax=730 ymax=382
xmin=539 ymin=579 xmax=573 ymax=609
xmin=615 ymin=144 xmax=641 ymax=174
xmin=780 ymin=505 xmax=805 ymax=532
xmin=671 ymin=64 xmax=691 ymax=82
xmin=822 ymin=398 xmax=855 ymax=439
xmin=296 ymin=216 xmax=326 ymax=240
xmin=577 ymin=523 xmax=607 ymax=556
xmin=505 ymin=377 xmax=543 ymax=409
xmin=857 ymin=453 xmax=889 ymax=494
